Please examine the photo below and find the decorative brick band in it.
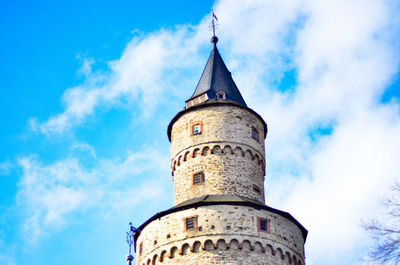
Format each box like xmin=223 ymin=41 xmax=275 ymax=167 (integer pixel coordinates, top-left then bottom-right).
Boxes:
xmin=171 ymin=143 xmax=265 ymax=176
xmin=139 ymin=237 xmax=303 ymax=265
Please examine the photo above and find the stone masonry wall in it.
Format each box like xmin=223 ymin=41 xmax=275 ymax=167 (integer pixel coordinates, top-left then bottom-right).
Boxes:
xmin=172 ymin=143 xmax=265 ymax=204
xmin=136 ymin=205 xmax=305 ymax=265
xmin=170 ymin=105 xmax=266 ymax=205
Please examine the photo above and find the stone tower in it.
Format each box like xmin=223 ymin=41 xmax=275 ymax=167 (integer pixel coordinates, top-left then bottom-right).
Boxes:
xmin=133 ymin=36 xmax=307 ymax=265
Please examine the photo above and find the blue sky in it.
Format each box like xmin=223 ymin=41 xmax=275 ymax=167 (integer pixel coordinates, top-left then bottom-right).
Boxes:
xmin=1 ymin=0 xmax=400 ymax=265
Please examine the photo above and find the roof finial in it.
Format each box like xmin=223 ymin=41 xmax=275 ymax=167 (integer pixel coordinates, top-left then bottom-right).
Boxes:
xmin=210 ymin=9 xmax=219 ymax=48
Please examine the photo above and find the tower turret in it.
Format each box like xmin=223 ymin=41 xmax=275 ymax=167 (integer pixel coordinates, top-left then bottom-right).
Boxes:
xmin=133 ymin=32 xmax=307 ymax=265
xmin=168 ymin=37 xmax=267 ymax=205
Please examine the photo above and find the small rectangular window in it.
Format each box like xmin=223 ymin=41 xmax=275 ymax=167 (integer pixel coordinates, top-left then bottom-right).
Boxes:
xmin=193 ymin=172 xmax=205 ymax=185
xmin=191 ymin=121 xmax=203 ymax=136
xmin=260 ymin=219 xmax=267 ymax=231
xmin=257 ymin=217 xmax=270 ymax=233
xmin=186 ymin=218 xmax=195 ymax=230
xmin=193 ymin=124 xmax=201 ymax=134
xmin=252 ymin=127 xmax=259 ymax=142
xmin=184 ymin=216 xmax=198 ymax=231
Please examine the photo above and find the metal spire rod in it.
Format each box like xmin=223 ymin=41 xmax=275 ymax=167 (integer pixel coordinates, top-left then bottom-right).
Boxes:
xmin=125 ymin=222 xmax=141 ymax=265
xmin=210 ymin=9 xmax=219 ymax=37
xmin=210 ymin=9 xmax=220 ymax=48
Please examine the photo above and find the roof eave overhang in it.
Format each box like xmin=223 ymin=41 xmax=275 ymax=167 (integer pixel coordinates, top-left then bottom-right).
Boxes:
xmin=133 ymin=200 xmax=308 ymax=247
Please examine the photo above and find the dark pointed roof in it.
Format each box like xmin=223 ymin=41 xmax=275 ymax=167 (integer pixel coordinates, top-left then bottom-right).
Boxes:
xmin=187 ymin=36 xmax=247 ymax=107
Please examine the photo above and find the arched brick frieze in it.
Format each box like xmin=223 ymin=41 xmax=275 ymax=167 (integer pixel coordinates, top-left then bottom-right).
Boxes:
xmin=159 ymin=250 xmax=167 ymax=262
xmin=254 ymin=241 xmax=264 ymax=252
xmin=183 ymin=151 xmax=190 ymax=161
xmin=216 ymin=239 xmax=227 ymax=250
xmin=211 ymin=145 xmax=222 ymax=154
xmin=141 ymin=237 xmax=304 ymax=265
xmin=201 ymin=146 xmax=210 ymax=156
xmin=192 ymin=241 xmax=201 ymax=253
xmin=172 ymin=144 xmax=264 ymax=172
xmin=168 ymin=246 xmax=178 ymax=259
xmin=180 ymin=243 xmax=190 ymax=255
xmin=192 ymin=148 xmax=200 ymax=158
xmin=151 ymin=254 xmax=158 ymax=265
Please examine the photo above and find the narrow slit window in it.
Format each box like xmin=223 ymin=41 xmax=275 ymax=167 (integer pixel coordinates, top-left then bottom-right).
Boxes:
xmin=184 ymin=216 xmax=198 ymax=231
xmin=139 ymin=242 xmax=143 ymax=255
xmin=193 ymin=172 xmax=205 ymax=185
xmin=252 ymin=127 xmax=259 ymax=142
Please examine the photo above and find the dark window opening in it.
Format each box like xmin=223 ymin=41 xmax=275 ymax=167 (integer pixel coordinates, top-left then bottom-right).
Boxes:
xmin=216 ymin=91 xmax=226 ymax=99
xmin=252 ymin=127 xmax=259 ymax=142
xmin=260 ymin=219 xmax=267 ymax=231
xmin=193 ymin=172 xmax=205 ymax=185
xmin=185 ymin=216 xmax=198 ymax=231
xmin=257 ymin=217 xmax=270 ymax=233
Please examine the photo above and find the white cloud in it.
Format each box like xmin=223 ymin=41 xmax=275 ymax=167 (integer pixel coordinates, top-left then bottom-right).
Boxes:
xmin=16 ymin=148 xmax=170 ymax=242
xmin=76 ymin=56 xmax=95 ymax=77
xmin=30 ymin=27 xmax=207 ymax=135
xmin=277 ymin=106 xmax=400 ymax=263
xmin=23 ymin=0 xmax=400 ymax=263
xmin=210 ymin=0 xmax=400 ymax=263
xmin=214 ymin=0 xmax=400 ymax=264
xmin=70 ymin=141 xmax=97 ymax=158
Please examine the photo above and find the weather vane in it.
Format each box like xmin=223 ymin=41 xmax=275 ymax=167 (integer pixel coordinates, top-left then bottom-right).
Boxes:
xmin=125 ymin=222 xmax=140 ymax=265
xmin=210 ymin=9 xmax=219 ymax=37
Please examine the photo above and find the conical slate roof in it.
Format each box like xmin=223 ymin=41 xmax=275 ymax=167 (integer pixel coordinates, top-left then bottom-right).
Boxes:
xmin=187 ymin=37 xmax=247 ymax=107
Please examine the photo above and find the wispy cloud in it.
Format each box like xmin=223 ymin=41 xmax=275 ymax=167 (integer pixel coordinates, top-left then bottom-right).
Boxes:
xmin=199 ymin=0 xmax=400 ymax=263
xmin=0 ymin=160 xmax=13 ymax=176
xmin=29 ymin=27 xmax=208 ymax=135
xmin=16 ymin=148 xmax=170 ymax=242
xmin=76 ymin=56 xmax=95 ymax=78
xmin=0 ymin=244 xmax=16 ymax=265
xmin=21 ymin=0 xmax=400 ymax=263
xmin=213 ymin=0 xmax=400 ymax=263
